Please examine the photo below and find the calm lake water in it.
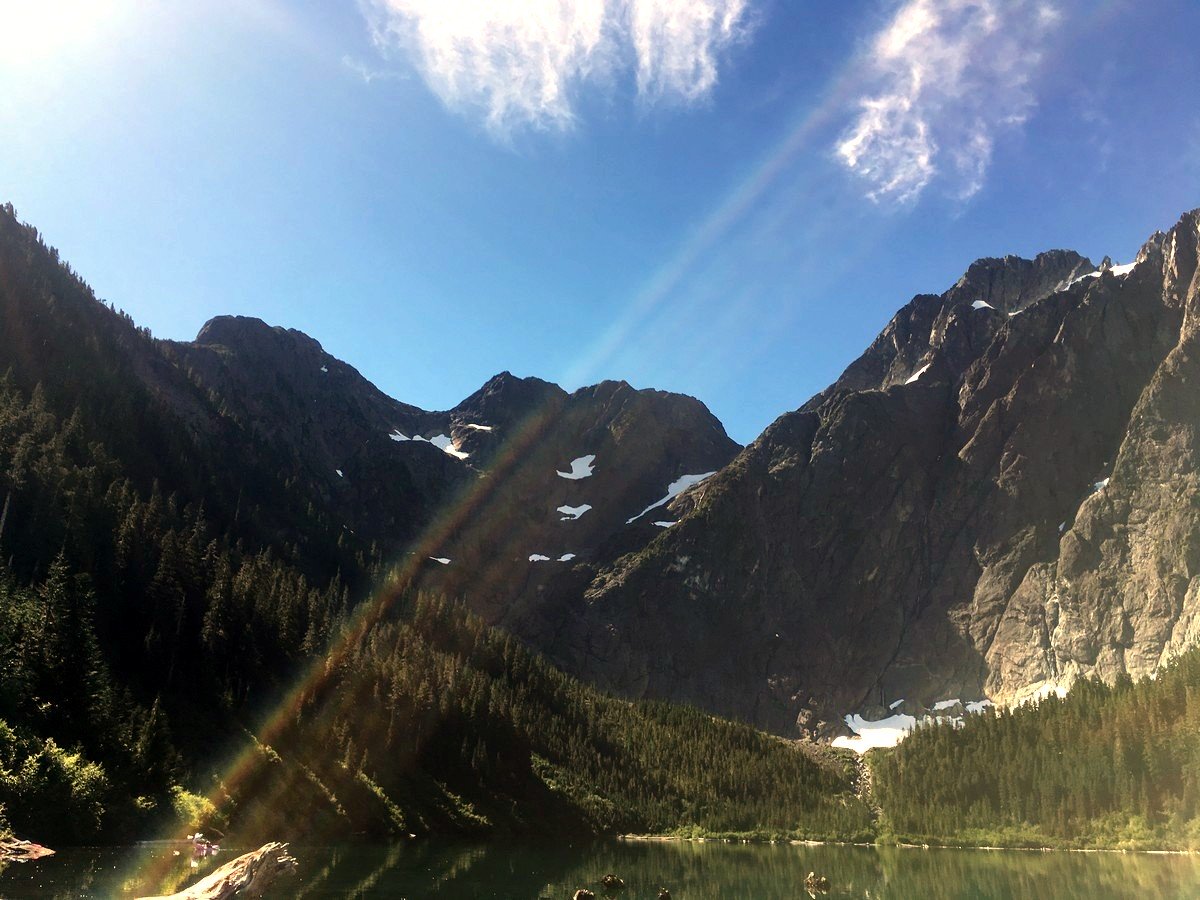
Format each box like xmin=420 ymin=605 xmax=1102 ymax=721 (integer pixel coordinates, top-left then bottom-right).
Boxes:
xmin=3 ymin=838 xmax=1199 ymax=899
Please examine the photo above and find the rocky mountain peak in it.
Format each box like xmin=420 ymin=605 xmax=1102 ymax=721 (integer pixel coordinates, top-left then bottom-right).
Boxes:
xmin=808 ymin=247 xmax=1098 ymax=406
xmin=195 ymin=315 xmax=324 ymax=357
xmin=948 ymin=249 xmax=1095 ymax=313
xmin=452 ymin=371 xmax=567 ymax=429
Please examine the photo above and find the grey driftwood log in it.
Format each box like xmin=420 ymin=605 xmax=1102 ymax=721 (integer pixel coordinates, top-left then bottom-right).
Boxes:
xmin=138 ymin=842 xmax=297 ymax=900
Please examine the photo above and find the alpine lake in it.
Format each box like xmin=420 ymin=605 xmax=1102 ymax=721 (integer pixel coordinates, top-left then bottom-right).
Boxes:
xmin=2 ymin=838 xmax=1200 ymax=899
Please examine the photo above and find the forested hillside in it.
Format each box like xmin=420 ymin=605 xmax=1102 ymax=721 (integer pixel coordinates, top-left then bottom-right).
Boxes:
xmin=872 ymin=649 xmax=1200 ymax=850
xmin=0 ymin=363 xmax=868 ymax=845
xmin=220 ymin=591 xmax=873 ymax=843
xmin=0 ymin=205 xmax=866 ymax=845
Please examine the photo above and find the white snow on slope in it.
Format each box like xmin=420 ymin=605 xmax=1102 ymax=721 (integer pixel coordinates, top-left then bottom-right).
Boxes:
xmin=428 ymin=433 xmax=470 ymax=460
xmin=971 ymin=300 xmax=994 ymax=310
xmin=557 ymin=455 xmax=596 ymax=480
xmin=463 ymin=423 xmax=493 ymax=431
xmin=558 ymin=504 xmax=592 ymax=521
xmin=889 ymin=698 xmax=906 ymax=710
xmin=1093 ymin=477 xmax=1110 ymax=492
xmin=833 ymin=699 xmax=996 ymax=754
xmin=653 ymin=521 xmax=676 ymax=528
xmin=320 ymin=365 xmax=328 ymax=373
xmin=558 ymin=553 xmax=576 ymax=562
xmin=1018 ymin=682 xmax=1069 ymax=704
xmin=397 ymin=432 xmax=468 ymax=458
xmin=832 ymin=713 xmax=917 ymax=752
xmin=429 ymin=557 xmax=450 ymax=565
xmin=904 ymin=364 xmax=931 ymax=385
xmin=529 ymin=554 xmax=550 ymax=562
xmin=1064 ymin=260 xmax=1137 ymax=291
xmin=335 ymin=469 xmax=344 ymax=477
xmin=627 ymin=472 xmax=716 ymax=524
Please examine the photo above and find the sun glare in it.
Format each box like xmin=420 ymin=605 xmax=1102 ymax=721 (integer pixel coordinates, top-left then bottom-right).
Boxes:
xmin=0 ymin=0 xmax=128 ymax=67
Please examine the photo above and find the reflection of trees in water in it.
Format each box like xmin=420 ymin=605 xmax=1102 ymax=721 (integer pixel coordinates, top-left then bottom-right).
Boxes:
xmin=0 ymin=845 xmax=230 ymax=900
xmin=537 ymin=841 xmax=889 ymax=899
xmin=265 ymin=839 xmax=583 ymax=897
xmin=5 ymin=841 xmax=1200 ymax=898
xmin=497 ymin=841 xmax=1200 ymax=900
xmin=873 ymin=845 xmax=1200 ymax=900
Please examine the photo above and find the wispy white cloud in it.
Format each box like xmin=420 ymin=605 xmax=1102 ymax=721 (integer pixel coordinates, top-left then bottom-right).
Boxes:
xmin=836 ymin=0 xmax=1062 ymax=204
xmin=629 ymin=0 xmax=747 ymax=104
xmin=360 ymin=0 xmax=749 ymax=133
xmin=342 ymin=54 xmax=410 ymax=84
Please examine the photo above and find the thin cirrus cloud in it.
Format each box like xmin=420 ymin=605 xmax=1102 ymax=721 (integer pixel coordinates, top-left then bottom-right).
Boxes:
xmin=359 ymin=0 xmax=749 ymax=133
xmin=836 ymin=0 xmax=1063 ymax=204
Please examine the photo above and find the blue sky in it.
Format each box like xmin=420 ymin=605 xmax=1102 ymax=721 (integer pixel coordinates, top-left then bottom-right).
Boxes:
xmin=2 ymin=0 xmax=1198 ymax=443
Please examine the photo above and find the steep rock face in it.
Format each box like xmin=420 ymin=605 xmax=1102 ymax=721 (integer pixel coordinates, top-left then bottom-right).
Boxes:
xmin=178 ymin=316 xmax=471 ymax=548
xmin=173 ymin=318 xmax=740 ymax=619
xmin=808 ymin=250 xmax=1095 ymax=402
xmin=564 ymin=211 xmax=1200 ymax=735
xmin=410 ymin=377 xmax=741 ymax=629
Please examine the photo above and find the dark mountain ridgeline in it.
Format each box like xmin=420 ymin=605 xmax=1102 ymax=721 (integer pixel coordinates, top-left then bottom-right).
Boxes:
xmin=0 ymin=203 xmax=788 ymax=846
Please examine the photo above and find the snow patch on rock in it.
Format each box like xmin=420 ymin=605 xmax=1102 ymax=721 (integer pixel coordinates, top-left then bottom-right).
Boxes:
xmin=558 ymin=504 xmax=592 ymax=521
xmin=428 ymin=434 xmax=470 ymax=460
xmin=557 ymin=455 xmax=596 ymax=480
xmin=904 ymin=364 xmax=930 ymax=385
xmin=832 ymin=713 xmax=917 ymax=752
xmin=832 ymin=699 xmax=996 ymax=754
xmin=627 ymin=472 xmax=716 ymax=524
xmin=529 ymin=554 xmax=551 ymax=562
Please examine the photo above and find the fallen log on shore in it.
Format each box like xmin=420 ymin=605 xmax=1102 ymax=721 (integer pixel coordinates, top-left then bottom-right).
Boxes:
xmin=0 ymin=838 xmax=55 ymax=862
xmin=138 ymin=842 xmax=296 ymax=900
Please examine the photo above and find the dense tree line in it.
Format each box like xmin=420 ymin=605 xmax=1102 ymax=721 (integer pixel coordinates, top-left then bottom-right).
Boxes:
xmin=872 ymin=651 xmax=1200 ymax=849
xmin=0 ymin=375 xmax=348 ymax=842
